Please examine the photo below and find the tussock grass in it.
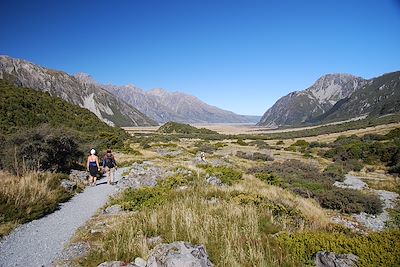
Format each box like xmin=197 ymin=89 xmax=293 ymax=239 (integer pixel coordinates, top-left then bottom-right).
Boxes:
xmin=81 ymin=180 xmax=302 ymax=266
xmin=231 ymin=175 xmax=331 ymax=231
xmin=0 ymin=171 xmax=73 ymax=237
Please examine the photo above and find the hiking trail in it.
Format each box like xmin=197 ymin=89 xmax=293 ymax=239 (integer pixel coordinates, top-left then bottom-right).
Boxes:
xmin=0 ymin=169 xmax=125 ymax=267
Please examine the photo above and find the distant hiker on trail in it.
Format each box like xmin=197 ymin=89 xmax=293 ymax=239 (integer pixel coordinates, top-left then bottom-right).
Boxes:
xmin=200 ymin=151 xmax=207 ymax=162
xmin=87 ymin=149 xmax=100 ymax=186
xmin=103 ymin=149 xmax=117 ymax=185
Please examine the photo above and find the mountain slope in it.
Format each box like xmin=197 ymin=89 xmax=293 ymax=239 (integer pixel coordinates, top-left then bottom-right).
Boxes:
xmin=0 ymin=56 xmax=157 ymax=127
xmin=106 ymin=85 xmax=260 ymax=123
xmin=319 ymin=71 xmax=400 ymax=122
xmin=0 ymin=79 xmax=128 ymax=146
xmin=257 ymin=74 xmax=367 ymax=127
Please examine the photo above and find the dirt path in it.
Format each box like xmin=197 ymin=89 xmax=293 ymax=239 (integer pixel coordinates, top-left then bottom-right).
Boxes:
xmin=0 ymin=169 xmax=124 ymax=267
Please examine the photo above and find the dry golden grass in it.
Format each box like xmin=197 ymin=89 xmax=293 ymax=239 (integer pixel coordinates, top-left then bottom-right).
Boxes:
xmin=231 ymin=175 xmax=331 ymax=231
xmin=80 ymin=183 xmax=300 ymax=267
xmin=0 ymin=171 xmax=71 ymax=237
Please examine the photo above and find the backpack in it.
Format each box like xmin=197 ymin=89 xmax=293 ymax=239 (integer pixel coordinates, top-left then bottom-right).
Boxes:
xmin=104 ymin=154 xmax=115 ymax=168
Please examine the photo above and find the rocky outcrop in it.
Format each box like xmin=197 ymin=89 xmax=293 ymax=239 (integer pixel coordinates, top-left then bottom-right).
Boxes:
xmin=0 ymin=55 xmax=157 ymax=127
xmin=96 ymin=242 xmax=213 ymax=267
xmin=60 ymin=179 xmax=77 ymax=192
xmin=146 ymin=241 xmax=213 ymax=267
xmin=116 ymin=162 xmax=171 ymax=191
xmin=319 ymin=71 xmax=400 ymax=122
xmin=257 ymin=74 xmax=367 ymax=127
xmin=315 ymin=251 xmax=359 ymax=267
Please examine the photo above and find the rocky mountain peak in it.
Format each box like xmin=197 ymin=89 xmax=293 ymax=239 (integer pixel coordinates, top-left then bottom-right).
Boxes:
xmin=148 ymin=88 xmax=169 ymax=97
xmin=74 ymin=72 xmax=97 ymax=85
xmin=306 ymin=73 xmax=366 ymax=104
xmin=257 ymin=73 xmax=367 ymax=127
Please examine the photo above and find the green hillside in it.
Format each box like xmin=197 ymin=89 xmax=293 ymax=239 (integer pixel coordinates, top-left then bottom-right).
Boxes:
xmin=157 ymin=121 xmax=218 ymax=135
xmin=0 ymin=79 xmax=128 ymax=172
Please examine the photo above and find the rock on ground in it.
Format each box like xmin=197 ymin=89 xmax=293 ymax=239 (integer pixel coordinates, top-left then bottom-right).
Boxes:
xmin=116 ymin=162 xmax=172 ymax=190
xmin=315 ymin=251 xmax=359 ymax=267
xmin=206 ymin=175 xmax=223 ymax=186
xmin=146 ymin=241 xmax=213 ymax=267
xmin=97 ymin=261 xmax=137 ymax=267
xmin=60 ymin=179 xmax=77 ymax=192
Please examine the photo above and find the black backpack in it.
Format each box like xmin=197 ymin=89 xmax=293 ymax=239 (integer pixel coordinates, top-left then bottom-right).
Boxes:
xmin=104 ymin=154 xmax=115 ymax=168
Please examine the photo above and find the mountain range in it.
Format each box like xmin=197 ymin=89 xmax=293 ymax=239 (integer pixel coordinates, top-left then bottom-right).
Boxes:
xmin=0 ymin=56 xmax=157 ymax=127
xmin=257 ymin=71 xmax=400 ymax=127
xmin=103 ymin=83 xmax=260 ymax=124
xmin=0 ymin=56 xmax=259 ymax=126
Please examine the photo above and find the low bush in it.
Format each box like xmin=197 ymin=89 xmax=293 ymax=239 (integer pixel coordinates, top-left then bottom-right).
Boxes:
xmin=291 ymin=139 xmax=309 ymax=148
xmin=201 ymin=165 xmax=243 ymax=185
xmin=192 ymin=141 xmax=218 ymax=154
xmin=316 ymin=188 xmax=383 ymax=214
xmin=2 ymin=126 xmax=82 ymax=174
xmin=323 ymin=163 xmax=347 ymax=181
xmin=111 ymin=174 xmax=194 ymax=211
xmin=235 ymin=139 xmax=248 ymax=146
xmin=248 ymin=140 xmax=270 ymax=149
xmin=236 ymin=151 xmax=274 ymax=161
xmin=255 ymin=172 xmax=284 ymax=186
xmin=248 ymin=160 xmax=383 ymax=214
xmin=277 ymin=230 xmax=400 ymax=266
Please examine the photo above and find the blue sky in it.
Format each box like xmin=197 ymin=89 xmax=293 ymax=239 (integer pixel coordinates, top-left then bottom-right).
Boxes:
xmin=1 ymin=0 xmax=400 ymax=115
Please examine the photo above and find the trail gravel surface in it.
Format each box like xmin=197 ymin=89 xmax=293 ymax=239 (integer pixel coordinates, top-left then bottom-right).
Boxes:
xmin=0 ymin=169 xmax=125 ymax=267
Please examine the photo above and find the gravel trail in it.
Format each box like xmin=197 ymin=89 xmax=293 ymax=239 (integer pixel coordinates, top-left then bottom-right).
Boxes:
xmin=0 ymin=169 xmax=124 ymax=267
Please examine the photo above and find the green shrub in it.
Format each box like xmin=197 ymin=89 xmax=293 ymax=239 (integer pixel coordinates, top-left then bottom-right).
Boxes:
xmin=316 ymin=188 xmax=383 ymax=214
xmin=248 ymin=140 xmax=270 ymax=149
xmin=276 ymin=140 xmax=284 ymax=145
xmin=236 ymin=151 xmax=274 ymax=161
xmin=277 ymin=230 xmax=400 ymax=266
xmin=249 ymin=160 xmax=383 ymax=215
xmin=291 ymin=139 xmax=309 ymax=148
xmin=323 ymin=163 xmax=346 ymax=181
xmin=203 ymin=166 xmax=243 ymax=185
xmin=3 ymin=126 xmax=82 ymax=173
xmin=255 ymin=172 xmax=284 ymax=186
xmin=113 ymin=186 xmax=167 ymax=210
xmin=157 ymin=121 xmax=218 ymax=135
xmin=236 ymin=139 xmax=248 ymax=146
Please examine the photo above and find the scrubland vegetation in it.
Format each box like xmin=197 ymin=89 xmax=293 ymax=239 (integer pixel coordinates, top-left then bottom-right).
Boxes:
xmin=0 ymin=80 xmax=127 ymax=234
xmin=2 ymin=84 xmax=400 ymax=266
xmin=68 ymin=121 xmax=400 ymax=266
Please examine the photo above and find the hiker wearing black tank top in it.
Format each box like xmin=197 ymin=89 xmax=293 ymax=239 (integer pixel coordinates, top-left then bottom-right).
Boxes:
xmin=87 ymin=149 xmax=100 ymax=186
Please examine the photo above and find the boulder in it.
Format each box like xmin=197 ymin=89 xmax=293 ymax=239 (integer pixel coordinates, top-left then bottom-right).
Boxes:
xmin=103 ymin=204 xmax=123 ymax=215
xmin=134 ymin=257 xmax=147 ymax=267
xmin=97 ymin=261 xmax=136 ymax=267
xmin=146 ymin=241 xmax=213 ymax=267
xmin=69 ymin=169 xmax=88 ymax=182
xmin=315 ymin=251 xmax=359 ymax=267
xmin=60 ymin=179 xmax=77 ymax=192
xmin=206 ymin=176 xmax=223 ymax=186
